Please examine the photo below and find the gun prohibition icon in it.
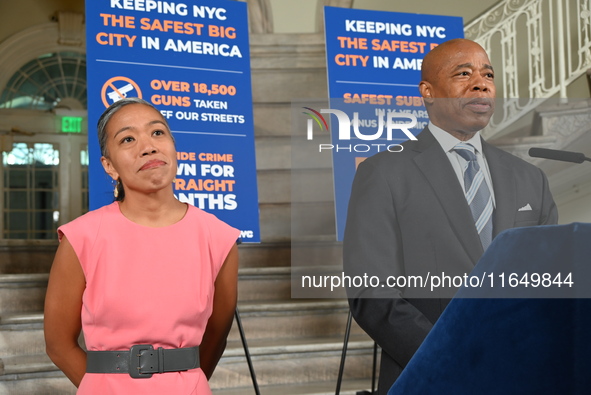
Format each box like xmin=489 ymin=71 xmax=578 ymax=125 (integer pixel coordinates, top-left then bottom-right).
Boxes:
xmin=107 ymin=83 xmax=134 ymax=103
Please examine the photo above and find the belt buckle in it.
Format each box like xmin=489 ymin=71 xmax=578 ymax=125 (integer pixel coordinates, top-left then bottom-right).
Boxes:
xmin=129 ymin=344 xmax=155 ymax=379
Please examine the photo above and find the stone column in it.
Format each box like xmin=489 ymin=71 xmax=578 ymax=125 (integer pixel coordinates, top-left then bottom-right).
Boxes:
xmin=315 ymin=0 xmax=353 ymax=32
xmin=236 ymin=0 xmax=274 ymax=33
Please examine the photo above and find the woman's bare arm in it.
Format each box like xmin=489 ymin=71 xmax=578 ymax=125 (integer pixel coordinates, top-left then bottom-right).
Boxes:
xmin=200 ymin=243 xmax=239 ymax=379
xmin=44 ymin=236 xmax=87 ymax=387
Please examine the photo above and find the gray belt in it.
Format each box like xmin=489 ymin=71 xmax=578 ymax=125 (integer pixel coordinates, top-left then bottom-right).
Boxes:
xmin=86 ymin=344 xmax=200 ymax=379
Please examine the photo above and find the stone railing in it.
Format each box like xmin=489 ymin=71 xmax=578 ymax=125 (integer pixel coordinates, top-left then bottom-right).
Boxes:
xmin=465 ymin=0 xmax=591 ymax=137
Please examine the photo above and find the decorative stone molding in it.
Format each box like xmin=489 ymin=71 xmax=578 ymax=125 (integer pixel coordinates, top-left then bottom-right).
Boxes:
xmin=0 ymin=23 xmax=85 ymax=93
xmin=492 ymin=100 xmax=591 ymax=158
xmin=57 ymin=11 xmax=84 ymax=46
xmin=490 ymin=100 xmax=591 ymax=200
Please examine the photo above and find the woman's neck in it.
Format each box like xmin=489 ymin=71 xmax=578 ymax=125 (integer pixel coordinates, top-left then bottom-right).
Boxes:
xmin=117 ymin=190 xmax=187 ymax=227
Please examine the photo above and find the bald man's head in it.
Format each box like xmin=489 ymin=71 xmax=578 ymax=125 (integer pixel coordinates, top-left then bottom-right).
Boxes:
xmin=418 ymin=39 xmax=496 ymax=140
xmin=421 ymin=39 xmax=489 ymax=83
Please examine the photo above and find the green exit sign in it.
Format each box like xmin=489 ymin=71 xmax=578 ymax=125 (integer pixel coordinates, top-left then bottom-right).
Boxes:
xmin=61 ymin=116 xmax=83 ymax=133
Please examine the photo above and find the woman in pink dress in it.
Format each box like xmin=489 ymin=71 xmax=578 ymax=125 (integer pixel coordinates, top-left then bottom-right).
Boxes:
xmin=44 ymin=98 xmax=239 ymax=394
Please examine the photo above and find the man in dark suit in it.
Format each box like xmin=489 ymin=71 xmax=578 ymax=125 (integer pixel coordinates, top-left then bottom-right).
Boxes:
xmin=343 ymin=38 xmax=557 ymax=393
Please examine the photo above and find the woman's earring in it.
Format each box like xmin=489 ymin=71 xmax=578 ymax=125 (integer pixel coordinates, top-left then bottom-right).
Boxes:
xmin=113 ymin=180 xmax=119 ymax=198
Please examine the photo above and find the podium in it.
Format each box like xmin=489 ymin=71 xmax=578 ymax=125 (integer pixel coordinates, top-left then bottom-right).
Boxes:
xmin=388 ymin=223 xmax=591 ymax=394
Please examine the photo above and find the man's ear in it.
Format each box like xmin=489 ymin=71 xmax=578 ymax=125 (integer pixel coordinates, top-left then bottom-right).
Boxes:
xmin=101 ymin=156 xmax=118 ymax=181
xmin=419 ymin=81 xmax=434 ymax=104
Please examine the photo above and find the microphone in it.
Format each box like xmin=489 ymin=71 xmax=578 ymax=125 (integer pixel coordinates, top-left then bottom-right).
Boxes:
xmin=528 ymin=148 xmax=591 ymax=164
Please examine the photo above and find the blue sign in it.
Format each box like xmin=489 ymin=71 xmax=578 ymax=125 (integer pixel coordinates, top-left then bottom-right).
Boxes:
xmin=323 ymin=7 xmax=464 ymax=240
xmin=86 ymin=0 xmax=260 ymax=242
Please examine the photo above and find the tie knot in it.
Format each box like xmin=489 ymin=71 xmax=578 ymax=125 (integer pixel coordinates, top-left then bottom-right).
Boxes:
xmin=454 ymin=143 xmax=477 ymax=162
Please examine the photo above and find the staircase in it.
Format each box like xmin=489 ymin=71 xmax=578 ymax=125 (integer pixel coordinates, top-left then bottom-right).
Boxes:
xmin=211 ymin=244 xmax=374 ymax=394
xmin=465 ymin=0 xmax=591 ymax=218
xmin=0 ymin=246 xmax=374 ymax=395
xmin=0 ymin=246 xmax=72 ymax=394
xmin=465 ymin=0 xmax=591 ymax=138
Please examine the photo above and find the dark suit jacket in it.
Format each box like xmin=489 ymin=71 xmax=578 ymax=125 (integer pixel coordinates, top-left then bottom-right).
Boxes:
xmin=343 ymin=128 xmax=558 ymax=394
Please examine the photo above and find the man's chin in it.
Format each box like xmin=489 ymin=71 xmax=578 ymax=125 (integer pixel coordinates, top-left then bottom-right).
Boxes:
xmin=463 ymin=113 xmax=493 ymax=132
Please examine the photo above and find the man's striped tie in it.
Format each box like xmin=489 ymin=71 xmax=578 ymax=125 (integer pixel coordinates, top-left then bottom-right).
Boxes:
xmin=454 ymin=143 xmax=494 ymax=250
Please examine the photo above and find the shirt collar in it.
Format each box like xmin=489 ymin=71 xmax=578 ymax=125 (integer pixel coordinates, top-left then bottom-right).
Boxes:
xmin=428 ymin=121 xmax=484 ymax=154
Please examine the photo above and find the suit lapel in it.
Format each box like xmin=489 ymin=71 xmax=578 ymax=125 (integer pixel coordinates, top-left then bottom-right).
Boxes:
xmin=412 ymin=129 xmax=484 ymax=264
xmin=482 ymin=141 xmax=516 ymax=237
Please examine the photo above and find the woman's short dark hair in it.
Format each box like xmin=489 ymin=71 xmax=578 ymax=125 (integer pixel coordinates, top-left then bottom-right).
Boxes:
xmin=97 ymin=97 xmax=173 ymax=201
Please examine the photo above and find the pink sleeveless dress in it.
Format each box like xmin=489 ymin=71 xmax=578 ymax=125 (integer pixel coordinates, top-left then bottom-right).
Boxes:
xmin=58 ymin=202 xmax=239 ymax=394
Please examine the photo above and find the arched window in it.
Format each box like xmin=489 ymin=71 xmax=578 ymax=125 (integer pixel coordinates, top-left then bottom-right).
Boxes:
xmin=0 ymin=20 xmax=88 ymax=239
xmin=0 ymin=51 xmax=86 ymax=111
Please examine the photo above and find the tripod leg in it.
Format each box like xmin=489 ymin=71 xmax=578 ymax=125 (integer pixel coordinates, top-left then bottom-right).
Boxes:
xmin=336 ymin=309 xmax=353 ymax=395
xmin=235 ymin=308 xmax=260 ymax=395
xmin=371 ymin=341 xmax=378 ymax=393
